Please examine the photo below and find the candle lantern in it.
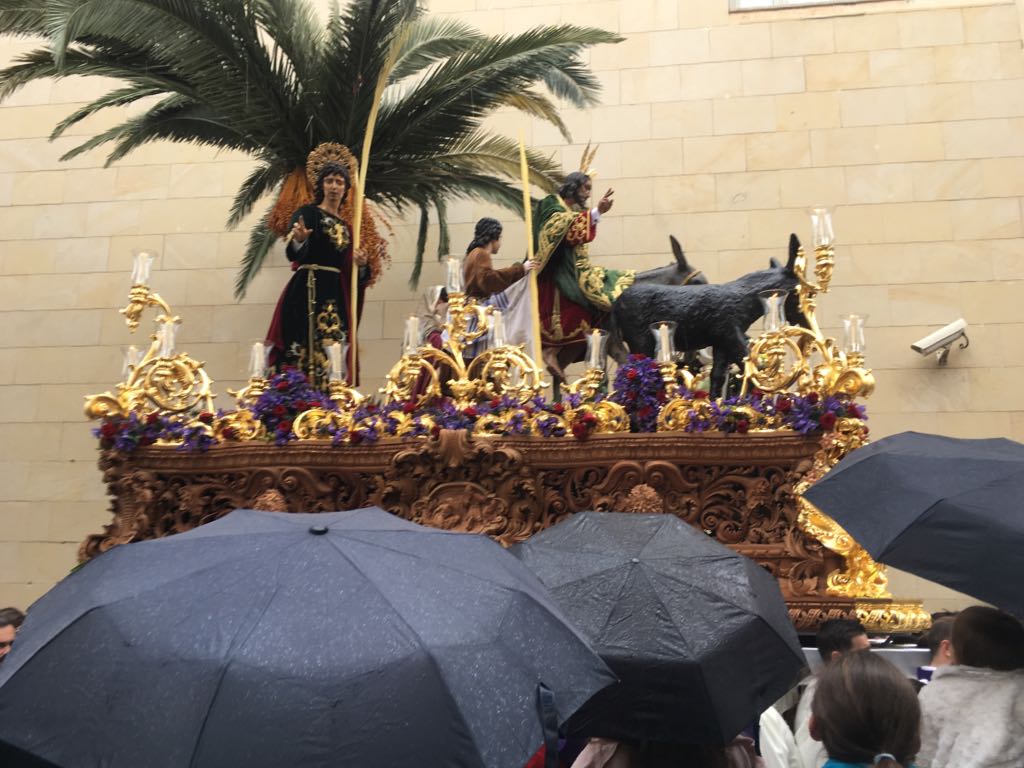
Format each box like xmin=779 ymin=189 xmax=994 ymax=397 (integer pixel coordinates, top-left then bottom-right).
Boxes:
xmin=650 ymin=321 xmax=677 ymax=364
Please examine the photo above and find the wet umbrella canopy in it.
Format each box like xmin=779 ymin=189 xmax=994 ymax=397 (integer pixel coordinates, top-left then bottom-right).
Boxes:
xmin=512 ymin=512 xmax=804 ymax=745
xmin=0 ymin=508 xmax=613 ymax=768
xmin=803 ymin=431 xmax=1024 ymax=618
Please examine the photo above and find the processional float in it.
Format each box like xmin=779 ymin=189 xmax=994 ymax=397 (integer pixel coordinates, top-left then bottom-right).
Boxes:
xmin=83 ymin=203 xmax=928 ymax=634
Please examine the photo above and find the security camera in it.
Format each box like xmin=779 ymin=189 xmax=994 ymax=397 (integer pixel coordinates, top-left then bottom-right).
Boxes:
xmin=911 ymin=319 xmax=969 ymax=365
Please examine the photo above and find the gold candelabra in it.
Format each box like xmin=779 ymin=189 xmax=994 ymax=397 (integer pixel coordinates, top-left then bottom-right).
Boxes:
xmin=381 ymin=288 xmax=547 ymax=410
xmin=85 ymin=255 xmax=216 ymax=422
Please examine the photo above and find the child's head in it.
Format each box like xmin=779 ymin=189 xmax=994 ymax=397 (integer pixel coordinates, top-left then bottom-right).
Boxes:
xmin=952 ymin=605 xmax=1024 ymax=671
xmin=810 ymin=651 xmax=920 ymax=768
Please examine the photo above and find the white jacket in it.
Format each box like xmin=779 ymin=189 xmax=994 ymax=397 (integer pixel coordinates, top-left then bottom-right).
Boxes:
xmin=918 ymin=664 xmax=1024 ymax=768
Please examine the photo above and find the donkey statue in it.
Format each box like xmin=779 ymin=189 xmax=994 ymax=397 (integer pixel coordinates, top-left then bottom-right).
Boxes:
xmin=611 ymin=234 xmax=807 ymax=395
xmin=547 ymin=235 xmax=707 ymax=396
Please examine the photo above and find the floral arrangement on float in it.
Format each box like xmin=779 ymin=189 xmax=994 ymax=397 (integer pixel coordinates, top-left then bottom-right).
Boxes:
xmin=87 ymin=210 xmax=873 ymax=453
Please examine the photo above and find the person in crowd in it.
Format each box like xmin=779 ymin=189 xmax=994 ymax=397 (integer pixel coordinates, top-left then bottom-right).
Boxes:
xmin=918 ymin=606 xmax=1024 ymax=768
xmin=915 ymin=614 xmax=956 ymax=686
xmin=809 ymin=651 xmax=920 ymax=768
xmin=0 ymin=606 xmax=24 ymax=630
xmin=265 ymin=159 xmax=369 ymax=389
xmin=795 ymin=619 xmax=871 ymax=768
xmin=0 ymin=617 xmax=15 ymax=663
xmin=760 ymin=702 xmax=802 ymax=768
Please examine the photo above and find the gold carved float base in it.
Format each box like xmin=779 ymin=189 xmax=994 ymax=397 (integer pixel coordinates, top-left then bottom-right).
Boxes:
xmin=84 ymin=429 xmax=926 ymax=633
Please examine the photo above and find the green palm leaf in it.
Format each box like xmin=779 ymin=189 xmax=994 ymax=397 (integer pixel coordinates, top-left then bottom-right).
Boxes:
xmin=0 ymin=0 xmax=619 ymax=297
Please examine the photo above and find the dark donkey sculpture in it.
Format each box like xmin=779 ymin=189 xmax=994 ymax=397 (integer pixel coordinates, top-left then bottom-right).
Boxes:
xmin=612 ymin=234 xmax=807 ymax=396
xmin=548 ymin=235 xmax=707 ymax=396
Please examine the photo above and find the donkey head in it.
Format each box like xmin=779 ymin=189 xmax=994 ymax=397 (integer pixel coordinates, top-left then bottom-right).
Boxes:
xmin=669 ymin=235 xmax=707 ymax=286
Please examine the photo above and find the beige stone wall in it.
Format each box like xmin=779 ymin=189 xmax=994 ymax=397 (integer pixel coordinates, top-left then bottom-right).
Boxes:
xmin=1 ymin=0 xmax=1020 ymax=613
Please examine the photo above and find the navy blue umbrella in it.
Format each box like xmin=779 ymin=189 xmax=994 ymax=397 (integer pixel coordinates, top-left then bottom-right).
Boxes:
xmin=803 ymin=431 xmax=1024 ymax=617
xmin=512 ymin=512 xmax=804 ymax=745
xmin=0 ymin=508 xmax=613 ymax=768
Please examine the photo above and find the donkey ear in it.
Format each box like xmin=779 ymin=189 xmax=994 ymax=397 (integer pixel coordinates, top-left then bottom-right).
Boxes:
xmin=769 ymin=257 xmax=781 ymax=269
xmin=670 ymin=235 xmax=689 ymax=269
xmin=786 ymin=233 xmax=800 ymax=273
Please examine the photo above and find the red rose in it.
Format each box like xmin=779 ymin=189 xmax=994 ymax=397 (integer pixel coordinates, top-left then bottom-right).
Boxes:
xmin=572 ymin=423 xmax=589 ymax=439
xmin=638 ymin=406 xmax=652 ymax=418
xmin=582 ymin=413 xmax=598 ymax=425
xmin=273 ymin=405 xmax=287 ymax=417
xmin=464 ymin=406 xmax=478 ymax=418
xmin=295 ymin=400 xmax=308 ymax=412
xmin=863 ymin=425 xmax=870 ymax=435
xmin=146 ymin=413 xmax=159 ymax=425
xmin=139 ymin=435 xmax=155 ymax=446
xmin=552 ymin=403 xmax=565 ymax=415
xmin=819 ymin=412 xmax=837 ymax=430
xmin=100 ymin=422 xmax=117 ymax=438
xmin=277 ymin=419 xmax=293 ymax=432
xmin=693 ymin=390 xmax=709 ymax=400
xmin=751 ymin=388 xmax=764 ymax=400
xmin=223 ymin=426 xmax=238 ymax=440
xmin=806 ymin=392 xmax=820 ymax=405
xmin=626 ymin=369 xmax=638 ymax=380
xmin=350 ymin=431 xmax=363 ymax=445
xmin=523 ymin=407 xmax=534 ymax=416
xmin=846 ymin=404 xmax=860 ymax=417
xmin=367 ymin=405 xmax=378 ymax=414
xmin=776 ymin=397 xmax=792 ymax=413
xmin=430 ymin=425 xmax=441 ymax=438
xmin=630 ymin=353 xmax=644 ymax=361
xmin=403 ymin=401 xmax=417 ymax=414
xmin=275 ymin=381 xmax=289 ymax=392
xmin=736 ymin=419 xmax=750 ymax=434
xmin=198 ymin=411 xmax=214 ymax=424
xmin=490 ymin=398 xmax=501 ymax=409
xmin=657 ymin=390 xmax=667 ymax=402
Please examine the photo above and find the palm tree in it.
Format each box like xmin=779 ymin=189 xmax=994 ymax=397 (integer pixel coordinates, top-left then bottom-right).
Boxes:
xmin=0 ymin=0 xmax=619 ymax=295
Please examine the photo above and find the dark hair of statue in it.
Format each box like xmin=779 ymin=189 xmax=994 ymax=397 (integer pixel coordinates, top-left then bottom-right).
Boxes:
xmin=558 ymin=171 xmax=590 ymax=200
xmin=952 ymin=605 xmax=1024 ymax=671
xmin=313 ymin=161 xmax=351 ymax=205
xmin=466 ymin=217 xmax=503 ymax=254
xmin=0 ymin=607 xmax=23 ymax=628
xmin=811 ymin=651 xmax=921 ymax=768
xmin=816 ymin=618 xmax=868 ymax=663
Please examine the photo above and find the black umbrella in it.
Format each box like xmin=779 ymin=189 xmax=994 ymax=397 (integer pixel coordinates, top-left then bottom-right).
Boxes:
xmin=0 ymin=508 xmax=614 ymax=768
xmin=803 ymin=431 xmax=1024 ymax=617
xmin=511 ymin=512 xmax=804 ymax=745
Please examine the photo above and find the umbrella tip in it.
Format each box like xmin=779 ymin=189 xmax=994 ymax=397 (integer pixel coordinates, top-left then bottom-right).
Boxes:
xmin=309 ymin=524 xmax=329 ymax=535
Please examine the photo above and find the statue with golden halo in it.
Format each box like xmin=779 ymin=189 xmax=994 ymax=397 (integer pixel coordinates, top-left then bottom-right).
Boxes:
xmin=264 ymin=143 xmax=379 ymax=389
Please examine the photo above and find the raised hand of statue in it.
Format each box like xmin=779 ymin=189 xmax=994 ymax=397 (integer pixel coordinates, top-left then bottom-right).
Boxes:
xmin=291 ymin=216 xmax=312 ymax=244
xmin=354 ymin=247 xmax=368 ymax=266
xmin=523 ymin=259 xmax=540 ymax=273
xmin=597 ymin=188 xmax=614 ymax=214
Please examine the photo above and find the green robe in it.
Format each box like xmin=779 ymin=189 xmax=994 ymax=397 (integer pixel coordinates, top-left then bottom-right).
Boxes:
xmin=532 ymin=193 xmax=634 ymax=312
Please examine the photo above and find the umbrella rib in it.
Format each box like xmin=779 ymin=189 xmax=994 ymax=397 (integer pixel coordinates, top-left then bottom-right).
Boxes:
xmin=319 ymin=537 xmax=481 ymax=752
xmin=187 ymin=579 xmax=286 ymax=768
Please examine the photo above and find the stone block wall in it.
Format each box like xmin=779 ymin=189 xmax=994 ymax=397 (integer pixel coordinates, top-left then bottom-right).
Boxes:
xmin=1 ymin=0 xmax=1021 ymax=611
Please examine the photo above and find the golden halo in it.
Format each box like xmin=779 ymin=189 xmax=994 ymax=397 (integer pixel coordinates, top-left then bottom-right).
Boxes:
xmin=579 ymin=141 xmax=599 ymax=179
xmin=306 ymin=142 xmax=359 ymax=189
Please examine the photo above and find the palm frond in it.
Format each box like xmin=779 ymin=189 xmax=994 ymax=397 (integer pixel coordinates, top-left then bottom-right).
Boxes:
xmin=0 ymin=0 xmax=619 ymax=293
xmin=410 ymin=201 xmax=429 ymax=288
xmin=228 ymin=162 xmax=287 ymax=229
xmin=234 ymin=214 xmax=279 ymax=300
xmin=389 ymin=15 xmax=482 ymax=82
xmin=0 ymin=0 xmax=47 ymax=36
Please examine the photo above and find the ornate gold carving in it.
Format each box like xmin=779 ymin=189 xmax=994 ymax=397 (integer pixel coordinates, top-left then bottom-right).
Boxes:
xmin=795 ymin=418 xmax=889 ymax=600
xmin=81 ymin=430 xmax=920 ymax=631
xmin=856 ymin=599 xmax=932 ymax=633
xmin=85 ymin=283 xmax=215 ymax=420
xmin=616 ymin=483 xmax=664 ymax=514
xmin=381 ymin=290 xmax=547 ymax=411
